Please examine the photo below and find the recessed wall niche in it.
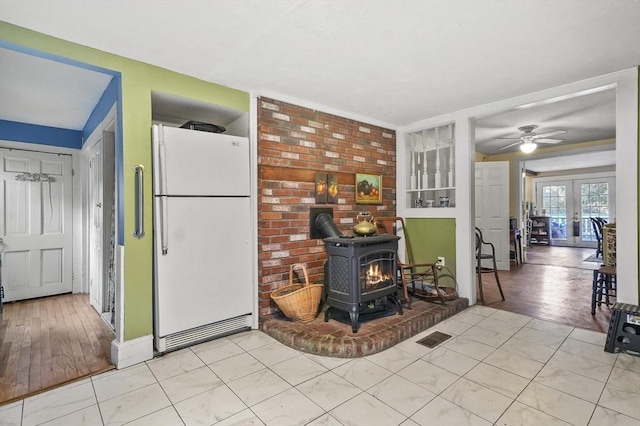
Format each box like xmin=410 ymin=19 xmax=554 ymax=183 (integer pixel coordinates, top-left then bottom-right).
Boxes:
xmin=405 ymin=123 xmax=455 ymax=209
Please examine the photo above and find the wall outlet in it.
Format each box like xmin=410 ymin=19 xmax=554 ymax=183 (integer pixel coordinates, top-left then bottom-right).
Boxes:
xmin=437 ymin=256 xmax=445 ymax=267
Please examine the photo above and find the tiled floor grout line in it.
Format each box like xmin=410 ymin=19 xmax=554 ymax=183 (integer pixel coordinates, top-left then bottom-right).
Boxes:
xmin=434 ymin=312 xmax=615 ymax=425
xmin=9 ymin=310 xmax=638 ymax=426
xmin=206 ymin=347 xmax=250 ymax=417
xmin=503 ymin=327 xmax=573 ymax=426
xmin=90 ymin=376 xmax=106 ymax=426
xmin=441 ymin=315 xmax=532 ymax=424
xmin=588 ymin=352 xmax=620 ymax=426
xmin=152 ymin=357 xmax=185 ymax=426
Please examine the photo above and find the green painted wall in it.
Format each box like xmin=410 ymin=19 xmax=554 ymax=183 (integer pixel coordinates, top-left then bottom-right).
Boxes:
xmin=1 ymin=22 xmax=250 ymax=340
xmin=405 ymin=219 xmax=457 ymax=289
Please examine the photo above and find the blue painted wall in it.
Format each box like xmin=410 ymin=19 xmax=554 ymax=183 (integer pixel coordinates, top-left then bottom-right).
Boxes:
xmin=82 ymin=76 xmax=119 ymax=142
xmin=0 ymin=120 xmax=82 ymax=148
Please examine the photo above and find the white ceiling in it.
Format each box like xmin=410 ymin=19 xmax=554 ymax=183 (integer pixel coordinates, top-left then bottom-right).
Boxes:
xmin=0 ymin=47 xmax=112 ymax=130
xmin=0 ymin=0 xmax=638 ymax=170
xmin=475 ymin=86 xmax=617 ymax=154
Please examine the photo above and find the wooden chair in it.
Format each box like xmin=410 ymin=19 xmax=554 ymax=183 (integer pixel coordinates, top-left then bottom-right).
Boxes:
xmin=475 ymin=227 xmax=505 ymax=304
xmin=590 ymin=217 xmax=603 ymax=258
xmin=376 ymin=217 xmax=448 ymax=307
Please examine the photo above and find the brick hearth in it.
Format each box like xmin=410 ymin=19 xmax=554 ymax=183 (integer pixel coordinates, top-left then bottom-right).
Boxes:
xmin=260 ymin=297 xmax=468 ymax=358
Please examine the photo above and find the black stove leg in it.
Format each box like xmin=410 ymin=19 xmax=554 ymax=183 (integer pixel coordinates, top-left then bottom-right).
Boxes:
xmin=389 ymin=294 xmax=403 ymax=315
xmin=349 ymin=311 xmax=359 ymax=333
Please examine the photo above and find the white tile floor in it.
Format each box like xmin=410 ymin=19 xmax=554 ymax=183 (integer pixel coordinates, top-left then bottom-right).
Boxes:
xmin=1 ymin=306 xmax=639 ymax=426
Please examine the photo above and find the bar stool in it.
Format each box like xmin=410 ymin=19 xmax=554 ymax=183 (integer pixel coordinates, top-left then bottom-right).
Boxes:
xmin=591 ymin=265 xmax=616 ymax=315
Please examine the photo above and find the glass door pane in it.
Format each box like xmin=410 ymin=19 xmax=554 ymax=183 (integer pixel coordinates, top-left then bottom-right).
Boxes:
xmin=541 ymin=184 xmax=568 ymax=242
xmin=535 ymin=176 xmax=614 ymax=248
xmin=580 ymin=182 xmax=609 ymax=244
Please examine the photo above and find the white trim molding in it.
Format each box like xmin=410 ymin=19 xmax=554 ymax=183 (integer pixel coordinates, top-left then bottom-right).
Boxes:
xmin=110 ymin=334 xmax=153 ymax=369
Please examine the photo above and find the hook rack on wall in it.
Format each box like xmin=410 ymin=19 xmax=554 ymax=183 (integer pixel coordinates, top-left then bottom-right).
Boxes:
xmin=15 ymin=172 xmax=56 ymax=182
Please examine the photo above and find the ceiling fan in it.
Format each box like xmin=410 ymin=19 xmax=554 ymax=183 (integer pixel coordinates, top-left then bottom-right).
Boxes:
xmin=497 ymin=125 xmax=567 ymax=153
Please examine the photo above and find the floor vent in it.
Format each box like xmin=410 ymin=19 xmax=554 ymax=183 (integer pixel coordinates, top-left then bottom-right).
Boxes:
xmin=416 ymin=331 xmax=452 ymax=348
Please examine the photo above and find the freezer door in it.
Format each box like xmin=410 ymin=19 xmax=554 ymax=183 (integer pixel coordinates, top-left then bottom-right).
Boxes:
xmin=152 ymin=124 xmax=250 ymax=196
xmin=154 ymin=197 xmax=253 ymax=338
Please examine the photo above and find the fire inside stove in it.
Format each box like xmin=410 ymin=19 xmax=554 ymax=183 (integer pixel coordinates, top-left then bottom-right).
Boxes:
xmin=362 ymin=256 xmax=394 ymax=292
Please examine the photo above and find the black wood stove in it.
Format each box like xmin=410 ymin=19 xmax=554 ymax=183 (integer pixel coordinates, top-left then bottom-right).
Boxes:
xmin=323 ymin=235 xmax=402 ymax=332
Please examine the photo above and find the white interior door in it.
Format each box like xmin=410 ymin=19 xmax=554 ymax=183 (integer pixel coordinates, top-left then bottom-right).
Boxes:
xmin=88 ymin=140 xmax=104 ymax=311
xmin=86 ymin=131 xmax=115 ymax=315
xmin=0 ymin=148 xmax=73 ymax=301
xmin=475 ymin=161 xmax=510 ymax=270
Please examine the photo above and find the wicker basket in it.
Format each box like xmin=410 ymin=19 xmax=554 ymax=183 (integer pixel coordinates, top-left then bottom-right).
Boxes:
xmin=270 ymin=263 xmax=324 ymax=323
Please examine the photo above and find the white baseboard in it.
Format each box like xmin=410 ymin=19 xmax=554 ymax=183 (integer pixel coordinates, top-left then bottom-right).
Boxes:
xmin=111 ymin=334 xmax=153 ymax=369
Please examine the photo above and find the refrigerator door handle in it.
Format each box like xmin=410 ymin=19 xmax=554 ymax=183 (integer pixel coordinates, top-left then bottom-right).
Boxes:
xmin=160 ymin=196 xmax=169 ymax=255
xmin=133 ymin=165 xmax=145 ymax=239
xmin=158 ymin=125 xmax=168 ymax=195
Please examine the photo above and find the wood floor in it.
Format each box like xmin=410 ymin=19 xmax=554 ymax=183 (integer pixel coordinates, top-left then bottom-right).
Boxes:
xmin=0 ymin=293 xmax=115 ymax=405
xmin=480 ymin=245 xmax=613 ymax=333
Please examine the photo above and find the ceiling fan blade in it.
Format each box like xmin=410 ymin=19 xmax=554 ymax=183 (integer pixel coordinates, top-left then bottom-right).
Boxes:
xmin=535 ymin=138 xmax=562 ymax=144
xmin=535 ymin=129 xmax=567 ymax=138
xmin=497 ymin=141 xmax=522 ymax=151
xmin=494 ymin=136 xmax=521 ymax=140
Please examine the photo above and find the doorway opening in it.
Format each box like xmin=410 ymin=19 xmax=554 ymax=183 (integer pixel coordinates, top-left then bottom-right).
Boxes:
xmin=0 ymin=142 xmax=116 ymax=405
xmin=0 ymin=42 xmax=123 ymax=404
xmin=473 ymin=83 xmax=619 ymax=330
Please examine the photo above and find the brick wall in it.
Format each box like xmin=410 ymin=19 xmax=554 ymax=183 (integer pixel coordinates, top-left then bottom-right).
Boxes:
xmin=257 ymin=97 xmax=397 ymax=317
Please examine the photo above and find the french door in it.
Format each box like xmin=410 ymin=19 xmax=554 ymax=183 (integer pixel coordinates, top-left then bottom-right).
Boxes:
xmin=535 ymin=175 xmax=615 ymax=247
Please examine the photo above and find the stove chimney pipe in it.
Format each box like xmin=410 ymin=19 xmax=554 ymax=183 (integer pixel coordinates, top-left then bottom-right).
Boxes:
xmin=315 ymin=213 xmax=343 ymax=238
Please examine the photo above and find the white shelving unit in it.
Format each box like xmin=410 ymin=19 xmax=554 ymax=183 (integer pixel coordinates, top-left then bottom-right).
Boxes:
xmin=404 ymin=123 xmax=456 ymax=210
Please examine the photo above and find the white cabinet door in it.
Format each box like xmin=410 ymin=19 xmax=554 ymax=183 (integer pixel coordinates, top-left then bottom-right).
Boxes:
xmin=0 ymin=148 xmax=73 ymax=301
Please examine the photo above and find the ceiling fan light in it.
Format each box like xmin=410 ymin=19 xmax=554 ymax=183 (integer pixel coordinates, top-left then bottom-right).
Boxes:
xmin=520 ymin=142 xmax=537 ymax=153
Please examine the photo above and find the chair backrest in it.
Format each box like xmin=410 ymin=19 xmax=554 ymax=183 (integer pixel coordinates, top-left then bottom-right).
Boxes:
xmin=475 ymin=227 xmax=483 ymax=255
xmin=590 ymin=217 xmax=602 ymax=240
xmin=376 ymin=216 xmax=415 ymax=265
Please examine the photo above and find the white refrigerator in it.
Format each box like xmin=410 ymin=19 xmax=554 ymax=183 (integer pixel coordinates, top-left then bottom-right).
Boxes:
xmin=152 ymin=124 xmax=253 ymax=352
